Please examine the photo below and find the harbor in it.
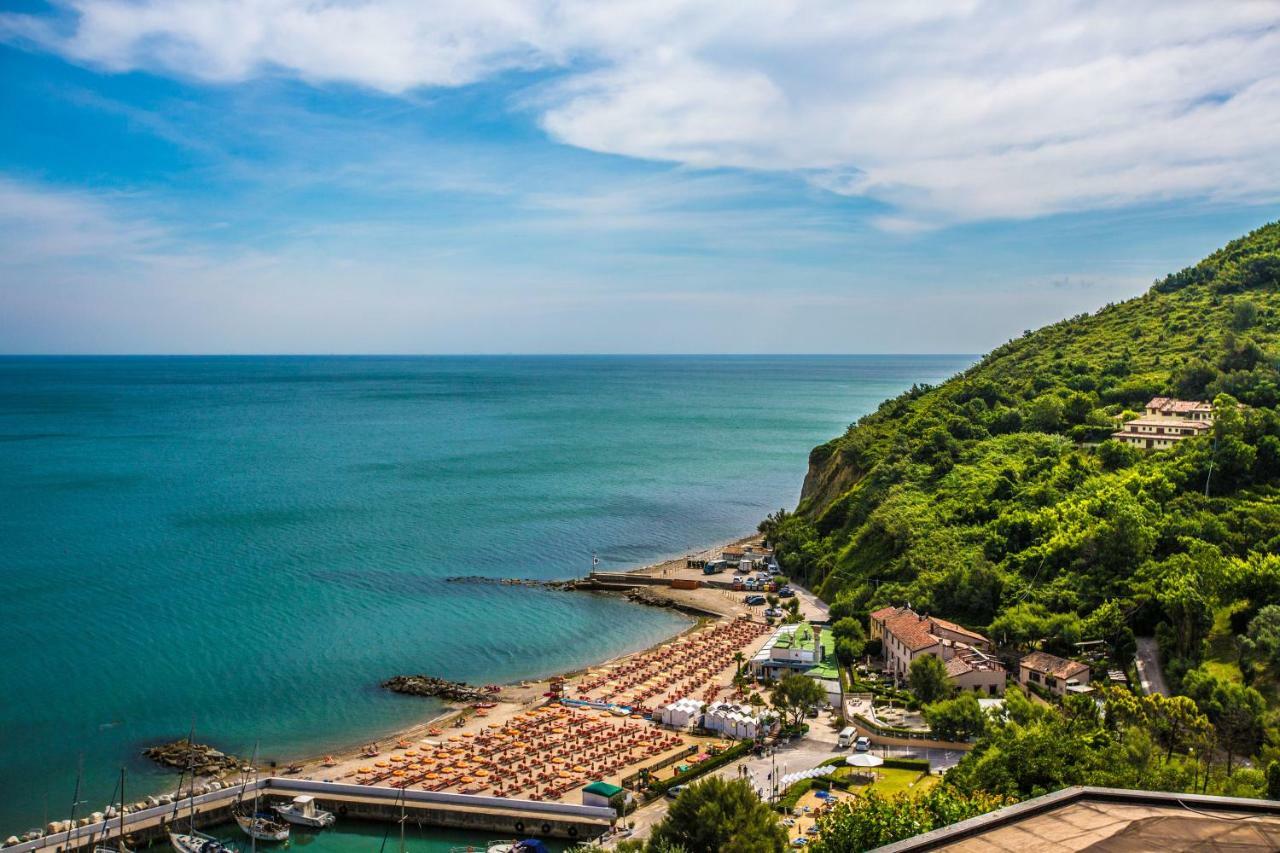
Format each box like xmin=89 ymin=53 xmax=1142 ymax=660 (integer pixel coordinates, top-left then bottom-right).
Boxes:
xmin=6 ymin=779 xmax=612 ymax=852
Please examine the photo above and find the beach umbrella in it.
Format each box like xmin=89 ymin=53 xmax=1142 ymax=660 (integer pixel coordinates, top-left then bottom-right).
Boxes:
xmin=846 ymin=754 xmax=884 ymax=767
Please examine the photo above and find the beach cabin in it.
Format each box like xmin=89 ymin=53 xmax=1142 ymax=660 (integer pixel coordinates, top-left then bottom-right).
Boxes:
xmin=582 ymin=781 xmax=624 ymax=809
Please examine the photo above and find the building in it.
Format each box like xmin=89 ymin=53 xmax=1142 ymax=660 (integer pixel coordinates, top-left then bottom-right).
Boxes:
xmin=748 ymin=623 xmax=827 ymax=680
xmin=871 ymin=786 xmax=1280 ymax=852
xmin=581 ymin=781 xmax=623 ymax=809
xmin=1113 ymin=396 xmax=1213 ymax=450
xmin=1018 ymin=651 xmax=1091 ymax=697
xmin=722 ymin=544 xmax=777 ymax=571
xmin=870 ymin=606 xmax=1005 ymax=696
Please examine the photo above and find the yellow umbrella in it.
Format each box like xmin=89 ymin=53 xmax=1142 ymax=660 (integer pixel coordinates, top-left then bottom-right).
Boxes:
xmin=475 ymin=769 xmax=490 ymax=777
xmin=358 ymin=766 xmax=373 ymax=773
xmin=461 ymin=776 xmax=474 ymax=784
xmin=375 ymin=761 xmax=389 ymax=768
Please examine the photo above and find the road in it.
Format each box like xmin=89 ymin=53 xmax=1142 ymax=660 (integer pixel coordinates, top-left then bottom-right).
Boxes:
xmin=1135 ymin=636 xmax=1169 ymax=696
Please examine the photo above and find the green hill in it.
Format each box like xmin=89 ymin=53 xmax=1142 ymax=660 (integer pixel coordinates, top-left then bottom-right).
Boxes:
xmin=768 ymin=220 xmax=1280 ymax=689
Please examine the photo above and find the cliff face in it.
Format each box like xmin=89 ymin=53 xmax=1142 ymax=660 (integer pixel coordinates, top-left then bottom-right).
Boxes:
xmin=774 ymin=220 xmax=1280 ymax=625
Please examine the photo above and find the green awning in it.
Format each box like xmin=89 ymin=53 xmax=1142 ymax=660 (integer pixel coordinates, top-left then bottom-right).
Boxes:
xmin=583 ymin=781 xmax=624 ymax=798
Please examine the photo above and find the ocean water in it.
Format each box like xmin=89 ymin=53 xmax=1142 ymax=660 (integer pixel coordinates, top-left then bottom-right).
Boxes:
xmin=0 ymin=355 xmax=970 ymax=835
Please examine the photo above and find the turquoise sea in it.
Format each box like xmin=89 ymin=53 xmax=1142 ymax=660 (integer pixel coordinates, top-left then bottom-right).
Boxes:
xmin=0 ymin=355 xmax=971 ymax=837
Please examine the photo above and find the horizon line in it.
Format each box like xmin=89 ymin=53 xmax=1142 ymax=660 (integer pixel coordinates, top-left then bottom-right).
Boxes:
xmin=0 ymin=352 xmax=981 ymax=358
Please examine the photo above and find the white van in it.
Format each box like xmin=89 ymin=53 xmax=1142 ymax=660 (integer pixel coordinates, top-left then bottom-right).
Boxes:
xmin=837 ymin=727 xmax=857 ymax=748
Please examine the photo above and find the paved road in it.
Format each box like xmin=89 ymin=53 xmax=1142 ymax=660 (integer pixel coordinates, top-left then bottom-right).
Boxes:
xmin=1135 ymin=636 xmax=1169 ymax=696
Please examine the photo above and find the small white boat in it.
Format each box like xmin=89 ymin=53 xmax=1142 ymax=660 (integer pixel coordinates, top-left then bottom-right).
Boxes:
xmin=234 ymin=813 xmax=290 ymax=843
xmin=169 ymin=832 xmax=237 ymax=853
xmin=272 ymin=796 xmax=335 ymax=828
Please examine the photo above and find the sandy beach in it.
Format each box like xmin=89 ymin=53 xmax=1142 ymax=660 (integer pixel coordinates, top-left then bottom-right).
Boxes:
xmin=207 ymin=533 xmax=821 ymax=806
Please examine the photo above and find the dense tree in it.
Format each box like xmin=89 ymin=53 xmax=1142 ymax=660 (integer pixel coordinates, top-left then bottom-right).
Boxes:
xmin=771 ymin=673 xmax=827 ymax=729
xmin=924 ymin=692 xmax=987 ymax=741
xmin=1240 ymin=605 xmax=1280 ymax=671
xmin=648 ymin=777 xmax=787 ymax=853
xmin=831 ymin=617 xmax=867 ymax=665
xmin=908 ymin=655 xmax=952 ymax=703
xmin=809 ymin=786 xmax=1011 ymax=852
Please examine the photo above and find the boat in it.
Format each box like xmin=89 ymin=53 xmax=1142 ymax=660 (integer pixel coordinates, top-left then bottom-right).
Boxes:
xmin=232 ymin=744 xmax=289 ymax=843
xmin=450 ymin=842 xmax=550 ymax=853
xmin=164 ymin=726 xmax=241 ymax=853
xmin=170 ymin=833 xmax=238 ymax=853
xmin=272 ymin=796 xmax=335 ymax=829
xmin=233 ymin=813 xmax=290 ymax=843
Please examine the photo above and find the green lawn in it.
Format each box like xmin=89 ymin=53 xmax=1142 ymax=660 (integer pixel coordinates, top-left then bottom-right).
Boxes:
xmin=833 ymin=766 xmax=936 ymax=798
xmin=1203 ymin=602 xmax=1247 ymax=685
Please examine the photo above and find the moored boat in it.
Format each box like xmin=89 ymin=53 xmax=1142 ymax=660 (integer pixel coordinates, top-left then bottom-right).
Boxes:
xmin=169 ymin=832 xmax=236 ymax=853
xmin=233 ymin=813 xmax=290 ymax=843
xmin=272 ymin=796 xmax=335 ymax=828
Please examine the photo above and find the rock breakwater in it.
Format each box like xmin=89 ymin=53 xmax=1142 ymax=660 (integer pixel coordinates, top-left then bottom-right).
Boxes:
xmin=381 ymin=675 xmax=499 ymax=702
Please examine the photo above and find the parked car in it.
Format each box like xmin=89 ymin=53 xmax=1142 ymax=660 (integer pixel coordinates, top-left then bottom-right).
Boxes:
xmin=854 ymin=736 xmax=872 ymax=752
xmin=764 ymin=607 xmax=784 ymax=618
xmin=777 ymin=586 xmax=796 ymax=598
xmin=744 ymin=578 xmax=759 ymax=590
xmin=744 ymin=594 xmax=766 ymax=606
xmin=666 ymin=785 xmax=687 ymax=799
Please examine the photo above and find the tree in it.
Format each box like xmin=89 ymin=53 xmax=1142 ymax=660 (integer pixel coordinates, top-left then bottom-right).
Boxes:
xmin=1184 ymin=669 xmax=1266 ymax=772
xmin=1240 ymin=605 xmax=1280 ymax=671
xmin=1268 ymin=761 xmax=1280 ymax=800
xmin=649 ymin=777 xmax=787 ymax=853
xmin=909 ymin=655 xmax=952 ymax=703
xmin=732 ymin=651 xmax=747 ymax=676
xmin=771 ymin=673 xmax=827 ymax=729
xmin=810 ymin=786 xmax=1010 ymax=852
xmin=924 ymin=692 xmax=987 ymax=741
xmin=831 ymin=617 xmax=867 ymax=665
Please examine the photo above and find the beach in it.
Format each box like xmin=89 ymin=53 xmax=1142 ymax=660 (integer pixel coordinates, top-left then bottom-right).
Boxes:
xmin=228 ymin=533 xmax=819 ymax=803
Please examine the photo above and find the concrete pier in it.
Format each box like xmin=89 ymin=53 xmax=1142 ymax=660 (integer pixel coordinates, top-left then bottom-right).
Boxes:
xmin=6 ymin=780 xmax=614 ymax=852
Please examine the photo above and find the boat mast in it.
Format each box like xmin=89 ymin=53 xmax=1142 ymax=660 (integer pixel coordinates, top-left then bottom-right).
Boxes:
xmin=118 ymin=768 xmax=126 ymax=853
xmin=67 ymin=756 xmax=85 ymax=853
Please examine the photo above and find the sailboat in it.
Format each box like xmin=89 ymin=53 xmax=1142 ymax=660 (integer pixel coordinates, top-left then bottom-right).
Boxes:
xmin=232 ymin=746 xmax=289 ymax=843
xmin=167 ymin=730 xmax=240 ymax=853
xmin=93 ymin=768 xmax=131 ymax=853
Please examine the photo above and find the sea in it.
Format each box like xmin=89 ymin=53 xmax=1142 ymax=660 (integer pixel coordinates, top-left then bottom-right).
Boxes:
xmin=0 ymin=355 xmax=971 ymax=839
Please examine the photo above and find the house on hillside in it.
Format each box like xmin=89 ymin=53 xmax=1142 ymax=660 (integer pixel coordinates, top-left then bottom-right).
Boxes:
xmin=1018 ymin=651 xmax=1091 ymax=697
xmin=1113 ymin=396 xmax=1213 ymax=450
xmin=869 ymin=606 xmax=1005 ymax=695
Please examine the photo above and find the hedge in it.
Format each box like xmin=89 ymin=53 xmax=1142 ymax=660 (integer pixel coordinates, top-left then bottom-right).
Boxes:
xmin=648 ymin=740 xmax=754 ymax=794
xmin=819 ymin=756 xmax=930 ymax=772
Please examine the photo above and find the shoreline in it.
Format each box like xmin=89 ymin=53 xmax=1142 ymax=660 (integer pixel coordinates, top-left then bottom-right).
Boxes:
xmin=269 ymin=532 xmax=755 ymax=770
xmin=123 ymin=533 xmax=760 ymax=807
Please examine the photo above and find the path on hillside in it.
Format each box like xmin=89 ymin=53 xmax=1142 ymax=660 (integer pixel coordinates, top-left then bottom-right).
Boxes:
xmin=1135 ymin=636 xmax=1169 ymax=696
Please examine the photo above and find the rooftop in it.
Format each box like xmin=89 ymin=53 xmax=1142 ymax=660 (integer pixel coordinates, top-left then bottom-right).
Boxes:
xmin=1020 ymin=651 xmax=1090 ymax=680
xmin=873 ymin=786 xmax=1280 ymax=852
xmin=1147 ymin=396 xmax=1212 ymax=414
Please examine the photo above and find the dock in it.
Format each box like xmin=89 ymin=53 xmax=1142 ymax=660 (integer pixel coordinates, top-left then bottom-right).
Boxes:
xmin=7 ymin=779 xmax=614 ymax=851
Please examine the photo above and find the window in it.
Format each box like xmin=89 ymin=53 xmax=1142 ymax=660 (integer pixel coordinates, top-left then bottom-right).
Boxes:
xmin=1028 ymin=671 xmax=1040 ymax=683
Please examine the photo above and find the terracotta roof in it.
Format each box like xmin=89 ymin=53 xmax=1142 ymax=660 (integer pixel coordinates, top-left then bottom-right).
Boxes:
xmin=929 ymin=616 xmax=990 ymax=644
xmin=945 ymin=657 xmax=974 ymax=677
xmin=1146 ymin=396 xmax=1212 ymax=414
xmin=870 ymin=605 xmax=899 ymax=621
xmin=1020 ymin=651 xmax=1089 ymax=680
xmin=881 ymin=610 xmax=944 ymax=652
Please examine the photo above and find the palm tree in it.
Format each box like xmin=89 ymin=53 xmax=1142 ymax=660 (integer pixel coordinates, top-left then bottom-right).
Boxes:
xmin=733 ymin=651 xmax=746 ymax=676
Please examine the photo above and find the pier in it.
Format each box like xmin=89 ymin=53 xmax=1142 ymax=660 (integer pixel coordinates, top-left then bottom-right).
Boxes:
xmin=5 ymin=780 xmax=614 ymax=851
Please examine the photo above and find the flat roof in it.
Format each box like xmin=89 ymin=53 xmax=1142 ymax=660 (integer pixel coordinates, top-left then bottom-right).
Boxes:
xmin=873 ymin=786 xmax=1280 ymax=852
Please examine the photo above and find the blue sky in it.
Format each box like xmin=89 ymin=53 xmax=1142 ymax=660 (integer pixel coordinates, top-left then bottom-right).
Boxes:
xmin=1 ymin=1 xmax=1278 ymax=354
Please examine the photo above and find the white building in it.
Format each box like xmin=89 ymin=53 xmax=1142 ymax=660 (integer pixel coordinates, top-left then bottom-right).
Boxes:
xmin=748 ymin=623 xmax=826 ymax=681
xmin=1113 ymin=397 xmax=1213 ymax=450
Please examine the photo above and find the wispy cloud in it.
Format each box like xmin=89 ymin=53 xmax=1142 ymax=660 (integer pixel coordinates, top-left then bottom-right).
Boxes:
xmin=5 ymin=1 xmax=1279 ymax=227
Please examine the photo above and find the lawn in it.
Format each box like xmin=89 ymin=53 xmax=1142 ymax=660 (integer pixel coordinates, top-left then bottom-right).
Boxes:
xmin=832 ymin=766 xmax=937 ymax=799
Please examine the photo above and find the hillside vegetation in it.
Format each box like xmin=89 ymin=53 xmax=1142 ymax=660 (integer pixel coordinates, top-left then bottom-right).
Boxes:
xmin=768 ymin=221 xmax=1280 ymax=696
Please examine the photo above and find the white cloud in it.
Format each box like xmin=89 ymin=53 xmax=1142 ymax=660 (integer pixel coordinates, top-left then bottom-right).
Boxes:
xmin=4 ymin=0 xmax=1279 ymax=227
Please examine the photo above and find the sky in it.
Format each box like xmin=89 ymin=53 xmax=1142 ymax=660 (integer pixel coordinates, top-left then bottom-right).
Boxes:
xmin=1 ymin=1 xmax=1278 ymax=354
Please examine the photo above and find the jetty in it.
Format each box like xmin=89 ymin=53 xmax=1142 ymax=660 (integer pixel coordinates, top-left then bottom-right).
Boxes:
xmin=3 ymin=779 xmax=613 ymax=851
